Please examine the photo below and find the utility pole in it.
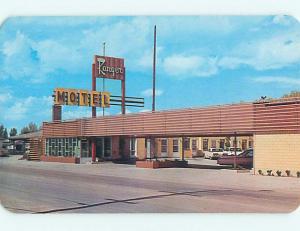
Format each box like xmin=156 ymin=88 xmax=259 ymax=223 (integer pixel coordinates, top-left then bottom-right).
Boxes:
xmin=102 ymin=42 xmax=106 ymax=117
xmin=152 ymin=25 xmax=156 ymax=112
xmin=234 ymin=132 xmax=237 ymax=169
xmin=151 ymin=25 xmax=157 ymax=159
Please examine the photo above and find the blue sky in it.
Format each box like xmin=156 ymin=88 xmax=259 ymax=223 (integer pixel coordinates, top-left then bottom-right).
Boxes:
xmin=1 ymin=16 xmax=300 ymax=132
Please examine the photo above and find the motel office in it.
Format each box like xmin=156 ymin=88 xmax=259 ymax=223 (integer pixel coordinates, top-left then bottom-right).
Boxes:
xmin=38 ymin=97 xmax=300 ymax=176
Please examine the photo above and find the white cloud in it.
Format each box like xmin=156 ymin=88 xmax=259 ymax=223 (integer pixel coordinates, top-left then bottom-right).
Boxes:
xmin=2 ymin=95 xmax=52 ymax=121
xmin=0 ymin=92 xmax=12 ymax=103
xmin=141 ymin=88 xmax=163 ymax=97
xmin=63 ymin=107 xmax=113 ymax=120
xmin=1 ymin=31 xmax=86 ymax=83
xmin=135 ymin=46 xmax=163 ymax=69
xmin=252 ymin=76 xmax=300 ymax=86
xmin=163 ymin=54 xmax=218 ymax=78
xmin=272 ymin=15 xmax=293 ymax=26
xmin=219 ymin=31 xmax=300 ymax=71
xmin=63 ymin=107 xmax=91 ymax=120
xmin=139 ymin=109 xmax=151 ymax=113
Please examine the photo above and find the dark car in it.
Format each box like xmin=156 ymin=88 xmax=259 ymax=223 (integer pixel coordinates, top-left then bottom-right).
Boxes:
xmin=217 ymin=149 xmax=253 ymax=168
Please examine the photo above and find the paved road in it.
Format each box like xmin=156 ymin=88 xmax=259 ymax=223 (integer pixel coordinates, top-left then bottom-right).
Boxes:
xmin=0 ymin=156 xmax=299 ymax=213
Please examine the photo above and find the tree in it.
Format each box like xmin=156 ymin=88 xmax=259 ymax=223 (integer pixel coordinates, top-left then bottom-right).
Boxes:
xmin=282 ymin=91 xmax=300 ymax=98
xmin=20 ymin=126 xmax=30 ymax=134
xmin=3 ymin=128 xmax=8 ymax=139
xmin=20 ymin=122 xmax=39 ymax=134
xmin=0 ymin=124 xmax=4 ymax=138
xmin=9 ymin=128 xmax=17 ymax=137
xmin=28 ymin=122 xmax=38 ymax=132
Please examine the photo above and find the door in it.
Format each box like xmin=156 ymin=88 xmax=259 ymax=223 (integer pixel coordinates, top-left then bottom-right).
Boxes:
xmin=192 ymin=139 xmax=197 ymax=155
xmin=172 ymin=139 xmax=180 ymax=158
xmin=130 ymin=138 xmax=137 ymax=158
xmin=96 ymin=138 xmax=104 ymax=159
xmin=104 ymin=137 xmax=112 ymax=158
xmin=161 ymin=139 xmax=168 ymax=157
xmin=146 ymin=138 xmax=151 ymax=159
xmin=203 ymin=139 xmax=208 ymax=151
xmin=80 ymin=139 xmax=91 ymax=163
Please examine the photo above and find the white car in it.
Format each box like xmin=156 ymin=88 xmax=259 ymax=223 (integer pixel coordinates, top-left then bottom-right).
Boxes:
xmin=223 ymin=147 xmax=243 ymax=156
xmin=204 ymin=148 xmax=224 ymax=160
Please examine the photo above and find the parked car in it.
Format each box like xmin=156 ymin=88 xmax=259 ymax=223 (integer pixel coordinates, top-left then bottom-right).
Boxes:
xmin=0 ymin=147 xmax=9 ymax=157
xmin=223 ymin=147 xmax=243 ymax=156
xmin=217 ymin=149 xmax=253 ymax=168
xmin=205 ymin=148 xmax=224 ymax=160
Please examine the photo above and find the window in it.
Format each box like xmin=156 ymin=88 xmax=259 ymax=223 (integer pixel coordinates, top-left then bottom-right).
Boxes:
xmin=248 ymin=140 xmax=253 ymax=149
xmin=192 ymin=139 xmax=197 ymax=151
xmin=184 ymin=138 xmax=190 ymax=150
xmin=104 ymin=137 xmax=112 ymax=157
xmin=203 ymin=139 xmax=208 ymax=151
xmin=211 ymin=139 xmax=217 ymax=148
xmin=173 ymin=139 xmax=179 ymax=153
xmin=45 ymin=137 xmax=79 ymax=157
xmin=242 ymin=139 xmax=247 ymax=150
xmin=161 ymin=139 xmax=167 ymax=153
xmin=219 ymin=139 xmax=225 ymax=149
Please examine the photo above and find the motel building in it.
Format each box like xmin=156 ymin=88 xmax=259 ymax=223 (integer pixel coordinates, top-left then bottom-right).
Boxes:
xmin=20 ymin=54 xmax=300 ymax=177
xmin=25 ymin=96 xmax=299 ymax=176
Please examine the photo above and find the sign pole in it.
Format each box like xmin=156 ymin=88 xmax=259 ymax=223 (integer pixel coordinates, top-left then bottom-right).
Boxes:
xmin=91 ymin=62 xmax=96 ymax=162
xmin=102 ymin=42 xmax=106 ymax=117
xmin=121 ymin=71 xmax=126 ymax=114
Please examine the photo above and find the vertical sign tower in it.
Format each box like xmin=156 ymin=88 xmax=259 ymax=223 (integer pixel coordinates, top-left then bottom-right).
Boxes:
xmin=91 ymin=55 xmax=126 ymax=162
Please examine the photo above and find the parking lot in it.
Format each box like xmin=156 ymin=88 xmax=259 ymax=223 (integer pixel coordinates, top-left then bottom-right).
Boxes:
xmin=0 ymin=155 xmax=299 ymax=213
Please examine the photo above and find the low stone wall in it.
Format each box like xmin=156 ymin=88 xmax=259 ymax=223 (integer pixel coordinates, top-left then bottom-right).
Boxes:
xmin=136 ymin=160 xmax=188 ymax=169
xmin=40 ymin=155 xmax=80 ymax=164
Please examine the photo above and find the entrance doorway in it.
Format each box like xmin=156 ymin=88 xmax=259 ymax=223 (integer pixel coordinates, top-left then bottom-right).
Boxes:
xmin=161 ymin=138 xmax=168 ymax=157
xmin=146 ymin=138 xmax=151 ymax=159
xmin=172 ymin=138 xmax=180 ymax=158
xmin=129 ymin=138 xmax=137 ymax=158
xmin=80 ymin=139 xmax=92 ymax=163
xmin=95 ymin=137 xmax=112 ymax=160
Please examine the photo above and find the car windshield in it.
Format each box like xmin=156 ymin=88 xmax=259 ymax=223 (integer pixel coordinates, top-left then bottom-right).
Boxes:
xmin=211 ymin=148 xmax=223 ymax=152
xmin=229 ymin=148 xmax=242 ymax=152
xmin=238 ymin=149 xmax=253 ymax=157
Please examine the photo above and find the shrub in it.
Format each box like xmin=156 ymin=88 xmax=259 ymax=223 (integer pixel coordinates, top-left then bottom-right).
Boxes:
xmin=286 ymin=170 xmax=291 ymax=177
xmin=297 ymin=171 xmax=300 ymax=178
xmin=258 ymin=170 xmax=263 ymax=175
xmin=276 ymin=170 xmax=282 ymax=177
xmin=267 ymin=170 xmax=272 ymax=176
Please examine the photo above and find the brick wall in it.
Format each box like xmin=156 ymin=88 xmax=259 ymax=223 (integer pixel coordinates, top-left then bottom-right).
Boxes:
xmin=254 ymin=134 xmax=300 ymax=176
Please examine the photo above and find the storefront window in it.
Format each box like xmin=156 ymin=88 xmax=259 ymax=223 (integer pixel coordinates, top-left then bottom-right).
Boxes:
xmin=45 ymin=137 xmax=79 ymax=157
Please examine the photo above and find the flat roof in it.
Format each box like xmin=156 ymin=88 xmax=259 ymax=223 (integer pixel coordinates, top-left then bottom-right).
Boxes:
xmin=9 ymin=131 xmax=42 ymax=140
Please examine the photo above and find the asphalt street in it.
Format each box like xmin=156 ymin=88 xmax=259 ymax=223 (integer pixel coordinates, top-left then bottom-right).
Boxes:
xmin=0 ymin=156 xmax=300 ymax=213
